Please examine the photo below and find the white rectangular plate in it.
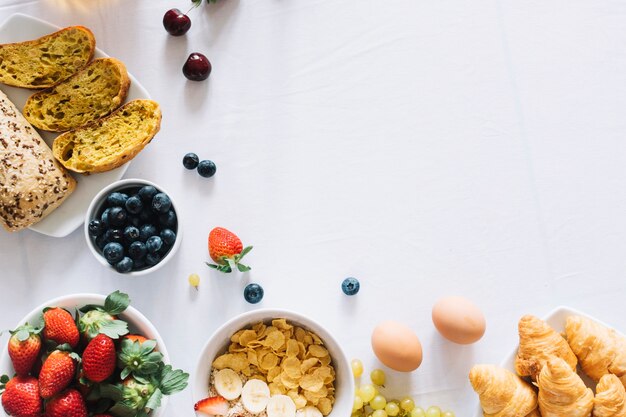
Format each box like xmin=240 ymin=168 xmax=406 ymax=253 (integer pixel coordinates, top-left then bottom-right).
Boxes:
xmin=0 ymin=13 xmax=152 ymax=237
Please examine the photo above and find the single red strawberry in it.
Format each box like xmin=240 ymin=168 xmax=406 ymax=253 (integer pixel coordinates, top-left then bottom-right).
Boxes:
xmin=194 ymin=395 xmax=229 ymax=415
xmin=45 ymin=389 xmax=87 ymax=417
xmin=206 ymin=227 xmax=252 ymax=273
xmin=7 ymin=324 xmax=42 ymax=376
xmin=82 ymin=334 xmax=116 ymax=382
xmin=43 ymin=308 xmax=79 ymax=348
xmin=0 ymin=376 xmax=42 ymax=417
xmin=38 ymin=350 xmax=76 ymax=399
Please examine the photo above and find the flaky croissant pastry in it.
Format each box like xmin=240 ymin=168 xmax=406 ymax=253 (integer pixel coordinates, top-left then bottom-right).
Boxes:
xmin=515 ymin=314 xmax=577 ymax=379
xmin=537 ymin=357 xmax=593 ymax=417
xmin=594 ymin=374 xmax=626 ymax=417
xmin=469 ymin=364 xmax=539 ymax=417
xmin=565 ymin=315 xmax=626 ymax=385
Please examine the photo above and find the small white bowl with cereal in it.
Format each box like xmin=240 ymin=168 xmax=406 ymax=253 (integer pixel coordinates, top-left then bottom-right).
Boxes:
xmin=193 ymin=309 xmax=353 ymax=417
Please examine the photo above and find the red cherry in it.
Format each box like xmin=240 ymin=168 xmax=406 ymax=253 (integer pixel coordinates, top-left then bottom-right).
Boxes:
xmin=163 ymin=8 xmax=191 ymax=36
xmin=183 ymin=53 xmax=212 ymax=81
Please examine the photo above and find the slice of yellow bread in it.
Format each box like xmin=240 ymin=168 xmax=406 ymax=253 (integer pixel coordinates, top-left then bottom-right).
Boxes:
xmin=23 ymin=58 xmax=130 ymax=132
xmin=0 ymin=26 xmax=95 ymax=89
xmin=52 ymin=100 xmax=161 ymax=173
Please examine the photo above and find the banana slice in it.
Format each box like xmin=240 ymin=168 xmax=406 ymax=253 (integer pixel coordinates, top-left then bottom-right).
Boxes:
xmin=296 ymin=406 xmax=323 ymax=417
xmin=214 ymin=368 xmax=243 ymax=401
xmin=241 ymin=379 xmax=271 ymax=413
xmin=267 ymin=395 xmax=297 ymax=417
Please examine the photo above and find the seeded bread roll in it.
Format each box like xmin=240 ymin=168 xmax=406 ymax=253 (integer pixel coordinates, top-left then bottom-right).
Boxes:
xmin=0 ymin=26 xmax=95 ymax=89
xmin=0 ymin=89 xmax=76 ymax=232
xmin=23 ymin=58 xmax=130 ymax=132
xmin=52 ymin=99 xmax=161 ymax=174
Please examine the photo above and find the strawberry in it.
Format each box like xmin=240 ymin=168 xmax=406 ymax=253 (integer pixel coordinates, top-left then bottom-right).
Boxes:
xmin=0 ymin=376 xmax=42 ymax=417
xmin=194 ymin=395 xmax=229 ymax=415
xmin=123 ymin=334 xmax=148 ymax=344
xmin=7 ymin=324 xmax=42 ymax=376
xmin=38 ymin=350 xmax=76 ymax=399
xmin=45 ymin=389 xmax=87 ymax=417
xmin=43 ymin=308 xmax=79 ymax=348
xmin=78 ymin=290 xmax=130 ymax=341
xmin=82 ymin=334 xmax=116 ymax=382
xmin=93 ymin=415 xmax=114 ymax=417
xmin=206 ymin=227 xmax=252 ymax=273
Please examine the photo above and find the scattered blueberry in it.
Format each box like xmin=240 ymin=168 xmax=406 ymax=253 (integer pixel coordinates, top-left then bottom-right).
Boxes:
xmin=341 ymin=277 xmax=360 ymax=296
xmin=107 ymin=192 xmax=128 ymax=207
xmin=103 ymin=242 xmax=124 ymax=264
xmin=146 ymin=236 xmax=163 ymax=254
xmin=139 ymin=224 xmax=157 ymax=242
xmin=125 ymin=195 xmax=143 ymax=214
xmin=100 ymin=208 xmax=111 ymax=226
xmin=244 ymin=284 xmax=264 ymax=304
xmin=160 ymin=229 xmax=176 ymax=246
xmin=197 ymin=160 xmax=216 ymax=178
xmin=138 ymin=185 xmax=158 ymax=203
xmin=183 ymin=153 xmax=200 ymax=170
xmin=88 ymin=220 xmax=104 ymax=237
xmin=115 ymin=257 xmax=134 ymax=273
xmin=145 ymin=253 xmax=162 ymax=266
xmin=152 ymin=193 xmax=172 ymax=214
xmin=108 ymin=207 xmax=128 ymax=228
xmin=158 ymin=210 xmax=177 ymax=229
xmin=104 ymin=229 xmax=124 ymax=244
xmin=123 ymin=226 xmax=140 ymax=243
xmin=128 ymin=241 xmax=147 ymax=260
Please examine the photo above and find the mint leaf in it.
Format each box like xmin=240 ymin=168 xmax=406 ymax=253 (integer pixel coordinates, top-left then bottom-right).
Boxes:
xmin=159 ymin=365 xmax=189 ymax=395
xmin=104 ymin=291 xmax=131 ymax=315
xmin=145 ymin=388 xmax=163 ymax=410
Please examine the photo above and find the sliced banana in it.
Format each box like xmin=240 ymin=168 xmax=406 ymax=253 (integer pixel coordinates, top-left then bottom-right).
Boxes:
xmin=214 ymin=368 xmax=243 ymax=401
xmin=241 ymin=379 xmax=271 ymax=413
xmin=296 ymin=406 xmax=323 ymax=417
xmin=267 ymin=395 xmax=297 ymax=417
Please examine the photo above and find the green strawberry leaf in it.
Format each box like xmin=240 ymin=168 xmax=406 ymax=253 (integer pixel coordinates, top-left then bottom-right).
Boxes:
xmin=108 ymin=401 xmax=137 ymax=417
xmin=56 ymin=343 xmax=73 ymax=352
xmin=93 ymin=398 xmax=113 ymax=414
xmin=104 ymin=291 xmax=131 ymax=315
xmin=99 ymin=383 xmax=123 ymax=401
xmin=238 ymin=245 xmax=253 ymax=259
xmin=237 ymin=263 xmax=251 ymax=272
xmin=120 ymin=367 xmax=131 ymax=381
xmin=159 ymin=365 xmax=189 ymax=395
xmin=145 ymin=387 xmax=163 ymax=410
xmin=14 ymin=329 xmax=29 ymax=342
xmin=79 ymin=304 xmax=103 ymax=313
xmin=98 ymin=319 xmax=129 ymax=339
xmin=0 ymin=375 xmax=9 ymax=383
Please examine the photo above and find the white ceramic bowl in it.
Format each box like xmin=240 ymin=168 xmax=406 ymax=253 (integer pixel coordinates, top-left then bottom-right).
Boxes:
xmin=84 ymin=178 xmax=182 ymax=276
xmin=0 ymin=293 xmax=170 ymax=417
xmin=193 ymin=309 xmax=354 ymax=417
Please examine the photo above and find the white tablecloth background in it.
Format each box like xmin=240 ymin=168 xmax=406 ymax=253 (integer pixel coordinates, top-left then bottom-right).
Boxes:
xmin=2 ymin=1 xmax=626 ymax=415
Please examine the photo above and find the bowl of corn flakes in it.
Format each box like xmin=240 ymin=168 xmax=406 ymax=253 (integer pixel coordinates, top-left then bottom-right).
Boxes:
xmin=192 ymin=309 xmax=353 ymax=417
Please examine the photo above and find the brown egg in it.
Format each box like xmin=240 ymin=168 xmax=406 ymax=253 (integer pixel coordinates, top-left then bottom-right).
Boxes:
xmin=371 ymin=320 xmax=423 ymax=372
xmin=432 ymin=296 xmax=486 ymax=344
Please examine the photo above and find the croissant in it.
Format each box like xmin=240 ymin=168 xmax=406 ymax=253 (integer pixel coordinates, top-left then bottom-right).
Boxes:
xmin=515 ymin=314 xmax=577 ymax=379
xmin=469 ymin=364 xmax=539 ymax=417
xmin=537 ymin=357 xmax=593 ymax=417
xmin=565 ymin=315 xmax=626 ymax=385
xmin=594 ymin=374 xmax=626 ymax=417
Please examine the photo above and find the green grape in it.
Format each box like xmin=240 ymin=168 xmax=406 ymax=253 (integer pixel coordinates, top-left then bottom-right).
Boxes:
xmin=385 ymin=402 xmax=400 ymax=417
xmin=425 ymin=406 xmax=441 ymax=417
xmin=370 ymin=369 xmax=386 ymax=386
xmin=400 ymin=398 xmax=415 ymax=412
xmin=359 ymin=384 xmax=377 ymax=403
xmin=370 ymin=395 xmax=387 ymax=410
xmin=352 ymin=359 xmax=364 ymax=378
xmin=372 ymin=410 xmax=388 ymax=417
xmin=410 ymin=408 xmax=426 ymax=417
xmin=353 ymin=395 xmax=364 ymax=411
xmin=442 ymin=412 xmax=455 ymax=417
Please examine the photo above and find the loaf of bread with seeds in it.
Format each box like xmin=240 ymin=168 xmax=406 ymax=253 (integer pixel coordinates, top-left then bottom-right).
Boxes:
xmin=23 ymin=57 xmax=130 ymax=132
xmin=0 ymin=26 xmax=95 ymax=89
xmin=0 ymin=89 xmax=76 ymax=232
xmin=52 ymin=99 xmax=161 ymax=174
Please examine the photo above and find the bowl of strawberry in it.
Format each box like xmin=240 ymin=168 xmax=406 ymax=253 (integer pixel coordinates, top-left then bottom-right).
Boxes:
xmin=0 ymin=291 xmax=188 ymax=417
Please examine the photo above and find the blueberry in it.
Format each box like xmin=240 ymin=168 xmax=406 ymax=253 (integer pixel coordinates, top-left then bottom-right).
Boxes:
xmin=128 ymin=215 xmax=141 ymax=228
xmin=145 ymin=253 xmax=162 ymax=266
xmin=133 ymin=257 xmax=146 ymax=270
xmin=160 ymin=229 xmax=176 ymax=246
xmin=104 ymin=229 xmax=124 ymax=244
xmin=146 ymin=236 xmax=163 ymax=254
xmin=138 ymin=185 xmax=158 ymax=203
xmin=108 ymin=206 xmax=128 ymax=228
xmin=103 ymin=242 xmax=124 ymax=264
xmin=197 ymin=160 xmax=216 ymax=178
xmin=138 ymin=208 xmax=156 ymax=224
xmin=124 ymin=226 xmax=141 ymax=243
xmin=128 ymin=241 xmax=147 ymax=260
xmin=183 ymin=153 xmax=199 ymax=170
xmin=100 ymin=208 xmax=111 ymax=226
xmin=341 ymin=277 xmax=360 ymax=296
xmin=244 ymin=283 xmax=264 ymax=304
xmin=151 ymin=193 xmax=172 ymax=214
xmin=88 ymin=220 xmax=104 ymax=237
xmin=95 ymin=234 xmax=108 ymax=250
xmin=158 ymin=210 xmax=177 ymax=229
xmin=115 ymin=257 xmax=134 ymax=273
xmin=125 ymin=195 xmax=143 ymax=214
xmin=139 ymin=224 xmax=157 ymax=241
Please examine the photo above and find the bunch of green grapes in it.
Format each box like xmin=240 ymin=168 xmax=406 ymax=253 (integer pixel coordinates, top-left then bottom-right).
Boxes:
xmin=351 ymin=359 xmax=455 ymax=417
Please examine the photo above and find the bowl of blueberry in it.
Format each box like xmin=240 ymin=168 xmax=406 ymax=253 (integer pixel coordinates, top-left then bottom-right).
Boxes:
xmin=85 ymin=179 xmax=182 ymax=275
